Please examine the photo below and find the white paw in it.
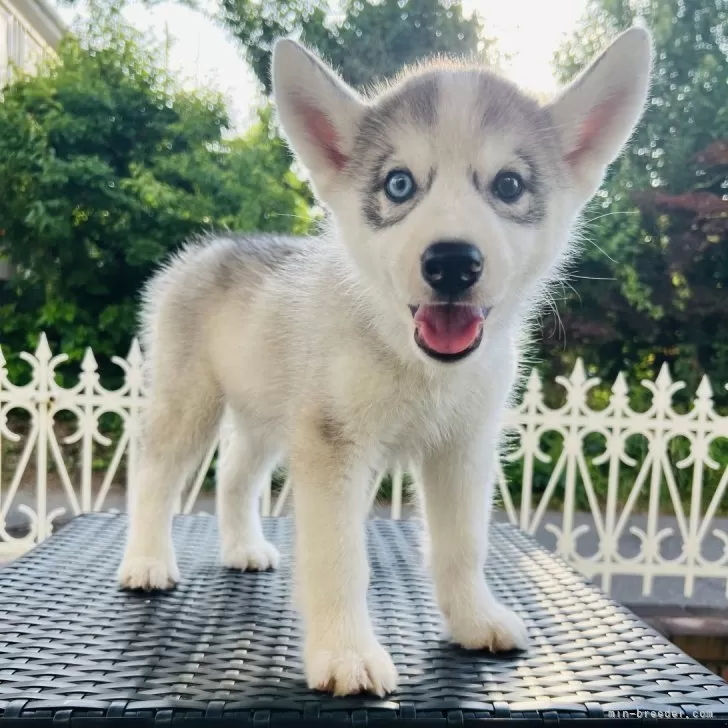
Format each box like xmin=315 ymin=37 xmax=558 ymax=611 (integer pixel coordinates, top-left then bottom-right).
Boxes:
xmin=118 ymin=553 xmax=180 ymax=591
xmin=221 ymin=540 xmax=280 ymax=571
xmin=305 ymin=640 xmax=398 ymax=697
xmin=449 ymin=603 xmax=529 ymax=652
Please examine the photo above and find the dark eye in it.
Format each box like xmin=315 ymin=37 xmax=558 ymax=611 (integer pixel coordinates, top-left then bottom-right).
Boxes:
xmin=384 ymin=169 xmax=416 ymax=203
xmin=492 ymin=172 xmax=525 ymax=203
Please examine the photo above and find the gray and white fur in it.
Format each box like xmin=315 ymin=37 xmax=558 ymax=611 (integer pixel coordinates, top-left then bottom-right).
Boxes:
xmin=118 ymin=30 xmax=653 ymax=697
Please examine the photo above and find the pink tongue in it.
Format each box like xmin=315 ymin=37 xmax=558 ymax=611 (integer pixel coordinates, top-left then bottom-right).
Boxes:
xmin=414 ymin=305 xmax=484 ymax=355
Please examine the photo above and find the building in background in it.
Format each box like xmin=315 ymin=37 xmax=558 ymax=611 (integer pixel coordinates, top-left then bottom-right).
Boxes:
xmin=0 ymin=0 xmax=65 ymax=279
xmin=0 ymin=0 xmax=65 ymax=86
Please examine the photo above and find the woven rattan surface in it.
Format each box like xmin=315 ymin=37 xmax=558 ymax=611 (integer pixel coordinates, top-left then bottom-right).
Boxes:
xmin=1 ymin=514 xmax=728 ymax=725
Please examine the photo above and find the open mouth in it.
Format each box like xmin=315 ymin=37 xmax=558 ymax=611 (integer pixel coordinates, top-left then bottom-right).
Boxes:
xmin=409 ymin=303 xmax=489 ymax=363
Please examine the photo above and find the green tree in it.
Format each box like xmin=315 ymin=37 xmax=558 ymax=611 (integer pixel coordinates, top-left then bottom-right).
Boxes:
xmin=219 ymin=0 xmax=487 ymax=93
xmin=543 ymin=0 xmax=728 ymax=394
xmin=0 ymin=8 xmax=312 ymax=378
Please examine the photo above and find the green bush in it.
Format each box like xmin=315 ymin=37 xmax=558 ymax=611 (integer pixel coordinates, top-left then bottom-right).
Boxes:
xmin=0 ymin=6 xmax=313 ymax=383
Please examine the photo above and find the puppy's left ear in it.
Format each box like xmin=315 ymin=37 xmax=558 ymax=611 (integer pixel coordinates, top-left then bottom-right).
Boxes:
xmin=547 ymin=26 xmax=653 ymax=200
xmin=272 ymin=38 xmax=365 ymax=199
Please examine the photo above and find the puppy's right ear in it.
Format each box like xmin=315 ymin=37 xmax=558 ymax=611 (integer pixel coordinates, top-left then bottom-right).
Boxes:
xmin=272 ymin=39 xmax=365 ymax=196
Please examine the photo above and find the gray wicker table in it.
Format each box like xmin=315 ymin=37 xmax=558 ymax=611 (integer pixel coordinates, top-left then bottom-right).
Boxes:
xmin=1 ymin=513 xmax=728 ymax=726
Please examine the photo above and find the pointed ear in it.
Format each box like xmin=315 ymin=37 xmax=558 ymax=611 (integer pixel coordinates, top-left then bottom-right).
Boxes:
xmin=547 ymin=27 xmax=653 ymax=199
xmin=272 ymin=38 xmax=365 ymax=196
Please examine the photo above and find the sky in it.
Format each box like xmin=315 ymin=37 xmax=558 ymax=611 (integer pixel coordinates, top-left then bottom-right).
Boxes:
xmin=53 ymin=0 xmax=588 ymax=133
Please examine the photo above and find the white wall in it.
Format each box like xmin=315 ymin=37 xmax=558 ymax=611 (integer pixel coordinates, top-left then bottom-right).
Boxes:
xmin=0 ymin=0 xmax=65 ymax=86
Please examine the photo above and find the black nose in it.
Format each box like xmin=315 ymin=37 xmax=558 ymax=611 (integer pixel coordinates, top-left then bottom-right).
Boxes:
xmin=421 ymin=241 xmax=484 ymax=296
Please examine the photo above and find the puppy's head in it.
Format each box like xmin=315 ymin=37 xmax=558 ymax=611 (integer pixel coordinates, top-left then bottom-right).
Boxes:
xmin=272 ymin=30 xmax=652 ymax=365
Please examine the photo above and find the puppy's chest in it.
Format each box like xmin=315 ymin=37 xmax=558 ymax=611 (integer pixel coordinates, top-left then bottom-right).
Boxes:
xmin=331 ymin=356 xmax=479 ymax=451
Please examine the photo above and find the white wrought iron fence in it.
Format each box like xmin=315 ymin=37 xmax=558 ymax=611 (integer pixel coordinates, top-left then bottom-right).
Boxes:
xmin=1 ymin=334 xmax=727 ymax=598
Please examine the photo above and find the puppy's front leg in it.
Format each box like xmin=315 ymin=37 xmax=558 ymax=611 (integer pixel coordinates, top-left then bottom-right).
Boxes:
xmin=421 ymin=429 xmax=529 ymax=652
xmin=290 ymin=418 xmax=397 ymax=697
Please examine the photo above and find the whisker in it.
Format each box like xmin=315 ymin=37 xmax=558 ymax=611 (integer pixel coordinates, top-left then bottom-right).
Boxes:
xmin=577 ymin=233 xmax=618 ymax=264
xmin=583 ymin=209 xmax=640 ymax=223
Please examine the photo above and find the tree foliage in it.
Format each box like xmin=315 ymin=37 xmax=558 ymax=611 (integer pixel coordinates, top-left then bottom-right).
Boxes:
xmin=0 ymin=8 xmax=312 ymax=377
xmin=218 ymin=0 xmax=486 ymax=93
xmin=544 ymin=0 xmax=728 ymax=392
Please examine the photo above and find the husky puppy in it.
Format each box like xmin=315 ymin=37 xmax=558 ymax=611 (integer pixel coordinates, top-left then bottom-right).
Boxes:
xmin=118 ymin=29 xmax=652 ymax=696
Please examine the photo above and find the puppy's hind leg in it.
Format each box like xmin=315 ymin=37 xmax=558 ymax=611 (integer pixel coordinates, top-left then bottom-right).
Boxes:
xmin=118 ymin=353 xmax=223 ymax=591
xmin=216 ymin=412 xmax=281 ymax=571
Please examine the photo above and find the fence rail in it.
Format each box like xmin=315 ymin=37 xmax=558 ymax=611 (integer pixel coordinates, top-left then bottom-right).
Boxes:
xmin=2 ymin=334 xmax=727 ymax=598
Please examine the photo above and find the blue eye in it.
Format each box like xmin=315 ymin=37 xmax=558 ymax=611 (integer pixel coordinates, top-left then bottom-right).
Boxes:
xmin=384 ymin=169 xmax=416 ymax=203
